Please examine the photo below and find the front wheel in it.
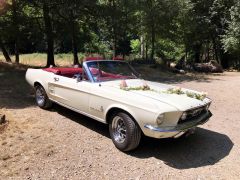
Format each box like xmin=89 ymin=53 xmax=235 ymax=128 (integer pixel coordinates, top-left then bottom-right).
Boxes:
xmin=109 ymin=112 xmax=141 ymax=151
xmin=35 ymin=85 xmax=52 ymax=109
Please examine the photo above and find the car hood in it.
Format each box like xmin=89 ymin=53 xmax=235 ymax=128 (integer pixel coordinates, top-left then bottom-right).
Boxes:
xmin=100 ymin=79 xmax=211 ymax=111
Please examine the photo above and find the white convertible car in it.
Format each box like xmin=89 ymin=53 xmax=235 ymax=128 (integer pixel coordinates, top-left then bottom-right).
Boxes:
xmin=26 ymin=60 xmax=212 ymax=151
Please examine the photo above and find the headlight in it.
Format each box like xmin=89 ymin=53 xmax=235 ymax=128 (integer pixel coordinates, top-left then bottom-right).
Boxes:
xmin=156 ymin=114 xmax=164 ymax=125
xmin=181 ymin=112 xmax=187 ymax=120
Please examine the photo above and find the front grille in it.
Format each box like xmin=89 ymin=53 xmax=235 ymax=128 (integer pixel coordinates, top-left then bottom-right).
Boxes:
xmin=178 ymin=106 xmax=207 ymax=124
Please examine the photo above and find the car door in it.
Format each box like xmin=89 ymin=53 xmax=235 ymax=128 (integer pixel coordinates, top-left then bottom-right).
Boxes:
xmin=48 ymin=74 xmax=91 ymax=113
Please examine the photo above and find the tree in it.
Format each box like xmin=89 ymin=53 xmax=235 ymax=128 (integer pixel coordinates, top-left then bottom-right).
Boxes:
xmin=0 ymin=39 xmax=11 ymax=62
xmin=0 ymin=0 xmax=12 ymax=62
xmin=42 ymin=1 xmax=55 ymax=67
xmin=222 ymin=1 xmax=240 ymax=53
xmin=98 ymin=0 xmax=137 ymax=57
xmin=138 ymin=0 xmax=179 ymax=61
xmin=12 ymin=0 xmax=20 ymax=63
xmin=175 ymin=0 xmax=234 ymax=67
xmin=54 ymin=0 xmax=97 ymax=65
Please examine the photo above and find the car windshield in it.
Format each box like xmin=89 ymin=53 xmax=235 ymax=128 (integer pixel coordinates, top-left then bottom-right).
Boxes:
xmin=86 ymin=61 xmax=139 ymax=82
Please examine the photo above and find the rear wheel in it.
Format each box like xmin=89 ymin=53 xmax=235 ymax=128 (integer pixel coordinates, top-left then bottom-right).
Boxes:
xmin=109 ymin=112 xmax=141 ymax=151
xmin=35 ymin=85 xmax=52 ymax=109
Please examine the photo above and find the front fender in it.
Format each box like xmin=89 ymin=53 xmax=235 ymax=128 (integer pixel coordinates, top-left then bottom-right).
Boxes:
xmin=104 ymin=103 xmax=159 ymax=132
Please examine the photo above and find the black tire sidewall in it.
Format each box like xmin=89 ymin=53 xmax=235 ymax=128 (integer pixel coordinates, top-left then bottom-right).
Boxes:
xmin=35 ymin=85 xmax=48 ymax=108
xmin=109 ymin=112 xmax=141 ymax=151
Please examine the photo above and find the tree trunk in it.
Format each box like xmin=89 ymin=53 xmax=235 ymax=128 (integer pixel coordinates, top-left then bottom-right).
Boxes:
xmin=220 ymin=49 xmax=229 ymax=69
xmin=140 ymin=36 xmax=145 ymax=59
xmin=111 ymin=0 xmax=117 ymax=58
xmin=70 ymin=16 xmax=79 ymax=65
xmin=193 ymin=44 xmax=202 ymax=63
xmin=207 ymin=43 xmax=210 ymax=62
xmin=72 ymin=36 xmax=79 ymax=65
xmin=185 ymin=47 xmax=188 ymax=62
xmin=212 ymin=37 xmax=219 ymax=63
xmin=145 ymin=41 xmax=148 ymax=60
xmin=151 ymin=23 xmax=155 ymax=62
xmin=12 ymin=0 xmax=19 ymax=64
xmin=15 ymin=41 xmax=19 ymax=63
xmin=0 ymin=39 xmax=11 ymax=62
xmin=43 ymin=2 xmax=55 ymax=67
xmin=194 ymin=50 xmax=200 ymax=63
xmin=113 ymin=37 xmax=117 ymax=58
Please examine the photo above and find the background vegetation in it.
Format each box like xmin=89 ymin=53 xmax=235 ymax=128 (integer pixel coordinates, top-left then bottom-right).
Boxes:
xmin=0 ymin=0 xmax=240 ymax=68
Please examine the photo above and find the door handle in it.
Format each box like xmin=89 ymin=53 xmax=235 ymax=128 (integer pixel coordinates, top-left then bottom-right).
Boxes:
xmin=54 ymin=77 xmax=59 ymax=82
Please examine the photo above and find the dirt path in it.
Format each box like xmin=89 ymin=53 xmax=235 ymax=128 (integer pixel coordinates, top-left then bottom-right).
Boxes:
xmin=0 ymin=64 xmax=240 ymax=179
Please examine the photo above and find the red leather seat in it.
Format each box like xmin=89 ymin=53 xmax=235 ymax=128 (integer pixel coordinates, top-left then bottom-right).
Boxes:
xmin=85 ymin=56 xmax=104 ymax=61
xmin=44 ymin=68 xmax=83 ymax=77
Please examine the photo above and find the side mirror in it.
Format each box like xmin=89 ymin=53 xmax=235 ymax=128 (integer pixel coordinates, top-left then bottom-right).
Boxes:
xmin=73 ymin=74 xmax=82 ymax=82
xmin=76 ymin=76 xmax=82 ymax=82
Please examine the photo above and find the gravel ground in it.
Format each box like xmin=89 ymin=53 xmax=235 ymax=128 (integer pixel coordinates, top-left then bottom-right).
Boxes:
xmin=0 ymin=64 xmax=240 ymax=179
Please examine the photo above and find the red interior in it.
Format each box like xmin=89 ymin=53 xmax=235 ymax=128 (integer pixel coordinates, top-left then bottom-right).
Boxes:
xmin=85 ymin=56 xmax=104 ymax=61
xmin=43 ymin=67 xmax=130 ymax=80
xmin=44 ymin=67 xmax=83 ymax=78
xmin=112 ymin=57 xmax=124 ymax=61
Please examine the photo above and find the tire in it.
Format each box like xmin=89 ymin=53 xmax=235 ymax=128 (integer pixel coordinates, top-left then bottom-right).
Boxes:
xmin=109 ymin=112 xmax=141 ymax=151
xmin=34 ymin=85 xmax=52 ymax=109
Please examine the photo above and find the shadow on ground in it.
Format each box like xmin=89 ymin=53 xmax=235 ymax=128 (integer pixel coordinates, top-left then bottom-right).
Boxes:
xmin=54 ymin=104 xmax=110 ymax=138
xmin=134 ymin=64 xmax=225 ymax=84
xmin=130 ymin=128 xmax=233 ymax=169
xmin=53 ymin=104 xmax=233 ymax=170
xmin=0 ymin=62 xmax=35 ymax=109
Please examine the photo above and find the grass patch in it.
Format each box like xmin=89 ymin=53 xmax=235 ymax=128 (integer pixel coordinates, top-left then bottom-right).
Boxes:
xmin=0 ymin=53 xmax=86 ymax=67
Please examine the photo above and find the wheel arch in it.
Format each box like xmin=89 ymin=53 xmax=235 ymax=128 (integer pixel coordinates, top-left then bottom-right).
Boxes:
xmin=105 ymin=105 xmax=139 ymax=126
xmin=34 ymin=81 xmax=43 ymax=87
xmin=33 ymin=80 xmax=48 ymax=92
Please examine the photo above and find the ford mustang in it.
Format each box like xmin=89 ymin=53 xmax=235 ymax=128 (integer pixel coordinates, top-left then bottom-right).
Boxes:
xmin=26 ymin=60 xmax=212 ymax=151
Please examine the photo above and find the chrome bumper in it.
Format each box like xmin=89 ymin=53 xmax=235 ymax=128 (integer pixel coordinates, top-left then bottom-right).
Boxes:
xmin=144 ymin=111 xmax=212 ymax=137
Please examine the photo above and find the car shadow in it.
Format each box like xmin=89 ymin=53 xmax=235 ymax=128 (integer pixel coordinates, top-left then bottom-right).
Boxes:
xmin=129 ymin=128 xmax=233 ymax=169
xmin=53 ymin=104 xmax=110 ymax=138
xmin=53 ymin=104 xmax=233 ymax=170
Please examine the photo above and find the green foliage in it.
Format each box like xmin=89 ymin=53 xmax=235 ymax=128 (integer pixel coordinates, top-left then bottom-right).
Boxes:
xmin=155 ymin=39 xmax=185 ymax=61
xmin=130 ymin=39 xmax=141 ymax=54
xmin=222 ymin=1 xmax=240 ymax=53
xmin=0 ymin=0 xmax=240 ymax=68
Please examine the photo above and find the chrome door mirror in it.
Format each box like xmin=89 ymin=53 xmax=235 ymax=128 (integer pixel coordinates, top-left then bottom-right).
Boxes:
xmin=73 ymin=74 xmax=82 ymax=82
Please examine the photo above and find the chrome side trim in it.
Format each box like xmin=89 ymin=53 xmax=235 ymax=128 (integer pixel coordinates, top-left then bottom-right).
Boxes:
xmin=144 ymin=111 xmax=212 ymax=133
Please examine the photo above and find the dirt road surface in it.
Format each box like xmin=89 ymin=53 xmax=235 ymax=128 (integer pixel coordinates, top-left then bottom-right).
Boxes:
xmin=0 ymin=63 xmax=239 ymax=179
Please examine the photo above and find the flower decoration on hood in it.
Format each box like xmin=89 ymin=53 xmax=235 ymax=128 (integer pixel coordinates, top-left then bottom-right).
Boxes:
xmin=142 ymin=81 xmax=150 ymax=90
xmin=119 ymin=81 xmax=207 ymax=101
xmin=120 ymin=80 xmax=128 ymax=89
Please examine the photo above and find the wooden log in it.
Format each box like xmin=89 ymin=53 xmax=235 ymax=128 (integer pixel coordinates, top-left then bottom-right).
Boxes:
xmin=0 ymin=114 xmax=6 ymax=124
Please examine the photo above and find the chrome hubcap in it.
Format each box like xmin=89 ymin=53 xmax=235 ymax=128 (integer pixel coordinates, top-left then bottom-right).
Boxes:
xmin=112 ymin=116 xmax=127 ymax=143
xmin=36 ymin=88 xmax=45 ymax=105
